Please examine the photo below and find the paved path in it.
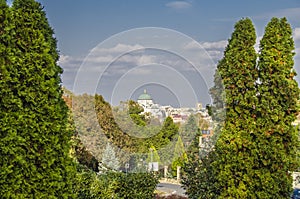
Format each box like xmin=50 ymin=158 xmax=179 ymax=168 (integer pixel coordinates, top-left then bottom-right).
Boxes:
xmin=156 ymin=182 xmax=186 ymax=197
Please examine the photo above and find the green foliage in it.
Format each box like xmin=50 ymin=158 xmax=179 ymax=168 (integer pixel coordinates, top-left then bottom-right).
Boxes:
xmin=114 ymin=172 xmax=159 ymax=199
xmin=127 ymin=100 xmax=147 ymax=126
xmin=209 ymin=69 xmax=226 ymax=122
xmin=180 ymin=115 xmax=199 ymax=147
xmin=184 ymin=17 xmax=299 ymax=199
xmin=183 ymin=18 xmax=258 ymax=198
xmin=72 ymin=133 xmax=99 ymax=172
xmin=129 ymin=113 xmax=147 ymax=126
xmin=255 ymin=17 xmax=300 ymax=198
xmin=75 ymin=167 xmax=117 ymax=199
xmin=206 ymin=104 xmax=213 ymax=117
xmin=72 ymin=94 xmax=102 ymax=137
xmin=128 ymin=100 xmax=144 ymax=115
xmin=198 ymin=113 xmax=210 ymax=130
xmin=95 ymin=94 xmax=136 ymax=151
xmin=73 ymin=94 xmax=179 ymax=171
xmin=75 ymin=167 xmax=159 ymax=199
xmin=157 ymin=116 xmax=179 ymax=146
xmin=171 ymin=136 xmax=187 ymax=177
xmin=182 ymin=150 xmax=219 ymax=199
xmin=171 ymin=156 xmax=187 ymax=178
xmin=182 ymin=124 xmax=220 ymax=198
xmin=0 ymin=0 xmax=76 ymax=197
xmin=94 ymin=95 xmax=178 ymax=154
xmin=186 ymin=128 xmax=202 ymax=156
xmin=147 ymin=145 xmax=161 ymax=163
xmin=213 ymin=18 xmax=259 ymax=199
xmin=72 ymin=93 xmax=118 ymax=164
xmin=0 ymin=0 xmax=11 ymax=99
xmin=173 ymin=136 xmax=185 ymax=159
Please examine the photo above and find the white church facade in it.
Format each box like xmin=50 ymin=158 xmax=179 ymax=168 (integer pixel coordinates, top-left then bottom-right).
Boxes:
xmin=137 ymin=90 xmax=165 ymax=122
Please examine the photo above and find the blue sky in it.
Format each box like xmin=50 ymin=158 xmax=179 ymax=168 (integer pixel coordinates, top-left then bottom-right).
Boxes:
xmin=37 ymin=0 xmax=300 ymax=56
xmin=13 ymin=0 xmax=300 ymax=107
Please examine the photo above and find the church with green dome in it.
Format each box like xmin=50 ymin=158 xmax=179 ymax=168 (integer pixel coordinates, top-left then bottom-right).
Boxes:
xmin=137 ymin=90 xmax=165 ymax=121
xmin=137 ymin=90 xmax=154 ymax=109
xmin=138 ymin=90 xmax=152 ymax=101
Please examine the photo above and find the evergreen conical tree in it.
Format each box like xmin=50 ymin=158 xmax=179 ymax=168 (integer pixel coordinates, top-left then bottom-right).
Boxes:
xmin=101 ymin=142 xmax=120 ymax=171
xmin=0 ymin=0 xmax=26 ymax=196
xmin=0 ymin=0 xmax=76 ymax=197
xmin=256 ymin=17 xmax=299 ymax=198
xmin=147 ymin=145 xmax=161 ymax=163
xmin=213 ymin=18 xmax=258 ymax=198
xmin=173 ymin=136 xmax=186 ymax=159
xmin=171 ymin=136 xmax=187 ymax=177
xmin=160 ymin=116 xmax=178 ymax=144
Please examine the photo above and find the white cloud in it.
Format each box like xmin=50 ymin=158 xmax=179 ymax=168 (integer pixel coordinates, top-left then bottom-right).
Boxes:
xmin=128 ymin=67 xmax=153 ymax=75
xmin=255 ymin=36 xmax=263 ymax=53
xmin=58 ymin=54 xmax=71 ymax=65
xmin=207 ymin=50 xmax=223 ymax=58
xmin=293 ymin=28 xmax=300 ymax=41
xmin=86 ymin=55 xmax=114 ymax=64
xmin=165 ymin=1 xmax=191 ymax=10
xmin=58 ymin=54 xmax=83 ymax=70
xmin=94 ymin=43 xmax=145 ymax=54
xmin=201 ymin=40 xmax=228 ymax=50
xmin=117 ymin=54 xmax=157 ymax=66
xmin=183 ymin=41 xmax=200 ymax=51
xmin=58 ymin=44 xmax=157 ymax=74
xmin=183 ymin=40 xmax=227 ymax=51
xmin=183 ymin=40 xmax=227 ymax=62
xmin=78 ymin=43 xmax=150 ymax=65
xmin=60 ymin=41 xmax=223 ymax=93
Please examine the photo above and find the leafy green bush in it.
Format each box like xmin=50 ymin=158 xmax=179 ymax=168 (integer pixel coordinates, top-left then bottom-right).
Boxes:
xmin=75 ymin=166 xmax=159 ymax=199
xmin=114 ymin=172 xmax=159 ymax=199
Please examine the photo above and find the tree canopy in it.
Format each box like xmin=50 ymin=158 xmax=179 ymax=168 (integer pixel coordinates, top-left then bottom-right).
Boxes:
xmin=0 ymin=0 xmax=76 ymax=197
xmin=183 ymin=17 xmax=299 ymax=198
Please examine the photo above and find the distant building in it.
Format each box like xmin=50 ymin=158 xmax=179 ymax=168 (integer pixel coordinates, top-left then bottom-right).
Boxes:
xmin=137 ymin=90 xmax=154 ymax=109
xmin=137 ymin=90 xmax=165 ymax=122
xmin=136 ymin=90 xmax=212 ymax=126
xmin=136 ymin=90 xmax=215 ymax=149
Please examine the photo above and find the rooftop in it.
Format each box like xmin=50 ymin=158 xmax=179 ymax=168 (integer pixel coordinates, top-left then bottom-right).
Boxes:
xmin=138 ymin=90 xmax=152 ymax=100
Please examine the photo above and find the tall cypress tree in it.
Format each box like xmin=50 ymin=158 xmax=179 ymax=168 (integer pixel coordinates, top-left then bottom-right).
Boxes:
xmin=213 ymin=18 xmax=258 ymax=198
xmin=0 ymin=0 xmax=25 ymax=196
xmin=0 ymin=0 xmax=76 ymax=197
xmin=256 ymin=17 xmax=299 ymax=198
xmin=182 ymin=18 xmax=258 ymax=199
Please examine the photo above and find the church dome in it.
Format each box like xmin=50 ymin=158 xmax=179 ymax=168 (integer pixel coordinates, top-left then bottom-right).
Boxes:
xmin=138 ymin=90 xmax=152 ymax=100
